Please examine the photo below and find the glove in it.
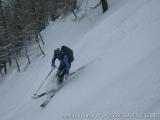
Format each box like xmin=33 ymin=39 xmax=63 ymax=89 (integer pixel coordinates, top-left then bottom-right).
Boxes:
xmin=51 ymin=64 xmax=55 ymax=69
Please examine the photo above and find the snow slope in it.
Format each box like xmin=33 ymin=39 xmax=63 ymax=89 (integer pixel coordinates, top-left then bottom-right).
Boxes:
xmin=1 ymin=0 xmax=160 ymax=120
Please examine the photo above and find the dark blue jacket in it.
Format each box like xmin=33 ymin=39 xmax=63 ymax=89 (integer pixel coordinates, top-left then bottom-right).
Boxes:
xmin=52 ymin=54 xmax=70 ymax=75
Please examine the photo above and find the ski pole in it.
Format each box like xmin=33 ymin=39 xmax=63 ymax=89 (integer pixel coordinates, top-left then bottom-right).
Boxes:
xmin=34 ymin=67 xmax=55 ymax=96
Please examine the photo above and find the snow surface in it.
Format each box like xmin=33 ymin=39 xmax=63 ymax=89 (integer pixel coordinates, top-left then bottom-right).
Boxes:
xmin=1 ymin=0 xmax=160 ymax=120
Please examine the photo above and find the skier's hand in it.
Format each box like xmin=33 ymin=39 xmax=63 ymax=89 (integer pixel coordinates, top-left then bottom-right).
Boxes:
xmin=52 ymin=64 xmax=55 ymax=69
xmin=65 ymin=74 xmax=69 ymax=79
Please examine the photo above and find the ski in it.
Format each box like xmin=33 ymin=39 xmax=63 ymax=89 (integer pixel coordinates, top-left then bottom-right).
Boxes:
xmin=40 ymin=84 xmax=64 ymax=108
xmin=32 ymin=89 xmax=56 ymax=99
xmin=34 ymin=63 xmax=91 ymax=107
xmin=33 ymin=65 xmax=86 ymax=99
xmin=40 ymin=94 xmax=55 ymax=107
xmin=69 ymin=64 xmax=86 ymax=76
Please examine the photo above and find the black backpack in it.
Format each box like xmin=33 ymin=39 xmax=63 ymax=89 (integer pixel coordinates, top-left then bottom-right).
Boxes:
xmin=61 ymin=46 xmax=74 ymax=63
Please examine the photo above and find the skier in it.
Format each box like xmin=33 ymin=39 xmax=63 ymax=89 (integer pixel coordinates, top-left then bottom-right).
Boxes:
xmin=51 ymin=46 xmax=74 ymax=84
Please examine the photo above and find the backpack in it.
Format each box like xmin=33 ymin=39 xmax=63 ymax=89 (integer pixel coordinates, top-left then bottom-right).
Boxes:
xmin=61 ymin=46 xmax=74 ymax=63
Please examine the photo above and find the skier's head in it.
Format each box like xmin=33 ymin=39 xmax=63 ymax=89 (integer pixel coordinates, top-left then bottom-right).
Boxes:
xmin=54 ymin=48 xmax=62 ymax=59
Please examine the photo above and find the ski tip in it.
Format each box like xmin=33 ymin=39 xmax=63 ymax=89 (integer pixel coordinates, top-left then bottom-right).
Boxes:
xmin=40 ymin=103 xmax=47 ymax=108
xmin=40 ymin=100 xmax=49 ymax=108
xmin=32 ymin=96 xmax=38 ymax=99
xmin=32 ymin=94 xmax=40 ymax=99
xmin=40 ymin=104 xmax=45 ymax=108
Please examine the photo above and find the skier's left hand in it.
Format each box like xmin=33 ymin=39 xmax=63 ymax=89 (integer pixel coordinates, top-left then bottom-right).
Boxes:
xmin=65 ymin=74 xmax=69 ymax=79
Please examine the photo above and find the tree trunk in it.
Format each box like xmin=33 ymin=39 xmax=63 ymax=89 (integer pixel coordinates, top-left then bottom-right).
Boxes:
xmin=36 ymin=37 xmax=45 ymax=56
xmin=0 ymin=0 xmax=9 ymax=43
xmin=38 ymin=32 xmax=45 ymax=45
xmin=25 ymin=47 xmax=31 ymax=64
xmin=0 ymin=69 xmax=3 ymax=77
xmin=14 ymin=57 xmax=20 ymax=72
xmin=72 ymin=10 xmax=77 ymax=19
xmin=101 ymin=0 xmax=108 ymax=13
